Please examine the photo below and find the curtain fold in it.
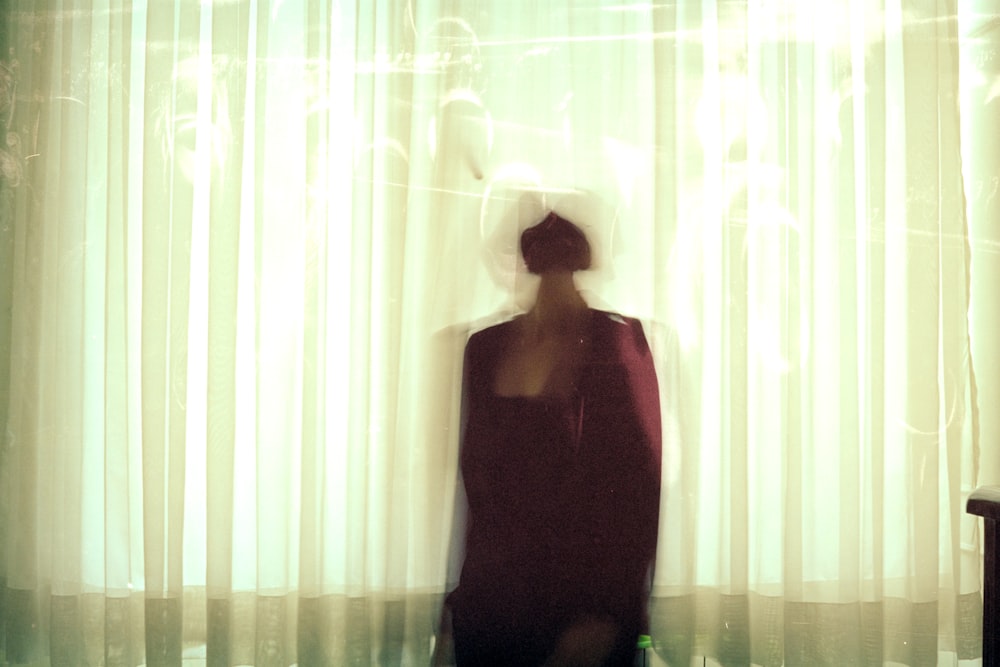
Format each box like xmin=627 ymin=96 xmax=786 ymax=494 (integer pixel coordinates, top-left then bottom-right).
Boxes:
xmin=0 ymin=1 xmax=995 ymax=666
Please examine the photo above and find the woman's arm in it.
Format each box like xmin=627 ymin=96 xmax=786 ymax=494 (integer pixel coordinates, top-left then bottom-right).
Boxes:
xmin=430 ymin=603 xmax=455 ymax=666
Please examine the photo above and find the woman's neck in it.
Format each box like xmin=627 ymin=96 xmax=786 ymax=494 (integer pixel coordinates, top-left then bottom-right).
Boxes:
xmin=524 ymin=271 xmax=588 ymax=335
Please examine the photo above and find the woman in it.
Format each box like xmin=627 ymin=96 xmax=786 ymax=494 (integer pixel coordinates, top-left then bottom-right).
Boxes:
xmin=440 ymin=212 xmax=661 ymax=667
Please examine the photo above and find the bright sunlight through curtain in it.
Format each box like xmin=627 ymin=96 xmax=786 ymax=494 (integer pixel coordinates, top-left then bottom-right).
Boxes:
xmin=1 ymin=1 xmax=998 ymax=666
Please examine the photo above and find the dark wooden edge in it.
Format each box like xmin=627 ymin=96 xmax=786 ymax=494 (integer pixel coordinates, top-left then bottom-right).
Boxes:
xmin=968 ymin=486 xmax=999 ymax=664
xmin=968 ymin=486 xmax=1000 ymax=520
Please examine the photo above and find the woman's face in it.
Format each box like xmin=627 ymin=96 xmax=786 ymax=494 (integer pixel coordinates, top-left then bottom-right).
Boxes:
xmin=520 ymin=213 xmax=591 ymax=274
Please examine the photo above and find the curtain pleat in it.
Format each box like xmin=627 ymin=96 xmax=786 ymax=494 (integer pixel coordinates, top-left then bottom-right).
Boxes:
xmin=0 ymin=1 xmax=995 ymax=666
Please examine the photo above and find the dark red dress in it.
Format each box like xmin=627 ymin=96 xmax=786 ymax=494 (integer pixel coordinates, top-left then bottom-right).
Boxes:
xmin=448 ymin=309 xmax=662 ymax=666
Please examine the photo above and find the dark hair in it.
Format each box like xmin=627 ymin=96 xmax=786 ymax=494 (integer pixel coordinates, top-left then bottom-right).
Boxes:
xmin=520 ymin=212 xmax=591 ymax=274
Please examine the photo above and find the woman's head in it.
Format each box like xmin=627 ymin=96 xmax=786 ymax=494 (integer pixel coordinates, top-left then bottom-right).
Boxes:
xmin=520 ymin=212 xmax=592 ymax=274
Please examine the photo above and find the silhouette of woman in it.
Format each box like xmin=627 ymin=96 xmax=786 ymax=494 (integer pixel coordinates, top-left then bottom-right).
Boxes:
xmin=438 ymin=212 xmax=661 ymax=667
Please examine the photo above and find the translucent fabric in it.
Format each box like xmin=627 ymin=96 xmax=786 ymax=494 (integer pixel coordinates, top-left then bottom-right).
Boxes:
xmin=0 ymin=1 xmax=997 ymax=665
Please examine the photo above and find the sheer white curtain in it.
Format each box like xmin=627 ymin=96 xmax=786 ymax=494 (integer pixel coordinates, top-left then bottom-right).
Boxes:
xmin=0 ymin=1 xmax=995 ymax=666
